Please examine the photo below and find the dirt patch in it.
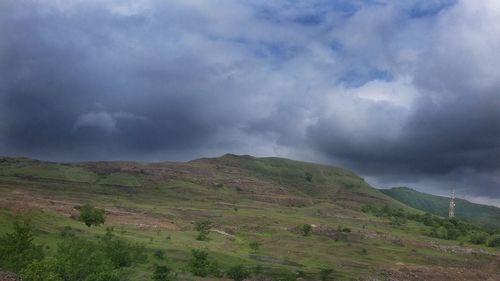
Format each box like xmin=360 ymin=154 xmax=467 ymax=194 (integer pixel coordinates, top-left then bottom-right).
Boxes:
xmin=381 ymin=264 xmax=500 ymax=281
xmin=0 ymin=271 xmax=20 ymax=281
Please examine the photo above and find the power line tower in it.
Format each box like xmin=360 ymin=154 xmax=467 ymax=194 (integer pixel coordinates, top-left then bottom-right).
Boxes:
xmin=448 ymin=189 xmax=455 ymax=218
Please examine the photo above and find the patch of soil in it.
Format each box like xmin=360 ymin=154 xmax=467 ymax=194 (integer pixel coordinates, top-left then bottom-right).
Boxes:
xmin=0 ymin=271 xmax=20 ymax=281
xmin=381 ymin=264 xmax=500 ymax=281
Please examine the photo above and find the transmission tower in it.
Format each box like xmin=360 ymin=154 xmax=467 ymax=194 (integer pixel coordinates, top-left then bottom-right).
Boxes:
xmin=448 ymin=189 xmax=455 ymax=218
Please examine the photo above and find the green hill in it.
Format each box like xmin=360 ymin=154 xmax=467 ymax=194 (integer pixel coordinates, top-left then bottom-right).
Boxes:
xmin=381 ymin=187 xmax=500 ymax=230
xmin=0 ymin=155 xmax=498 ymax=280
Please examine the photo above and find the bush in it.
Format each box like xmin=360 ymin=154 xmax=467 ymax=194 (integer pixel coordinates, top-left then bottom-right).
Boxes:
xmin=188 ymin=249 xmax=220 ymax=277
xmin=487 ymin=235 xmax=500 ymax=248
xmin=54 ymin=238 xmax=120 ymax=281
xmin=154 ymin=249 xmax=166 ymax=260
xmin=304 ymin=172 xmax=313 ymax=182
xmin=227 ymin=265 xmax=250 ymax=281
xmin=189 ymin=249 xmax=210 ymax=277
xmin=153 ymin=265 xmax=172 ymax=281
xmin=320 ymin=268 xmax=335 ymax=281
xmin=302 ymin=224 xmax=312 ymax=236
xmin=249 ymin=241 xmax=261 ymax=253
xmin=195 ymin=220 xmax=212 ymax=241
xmin=0 ymin=219 xmax=44 ymax=272
xmin=469 ymin=232 xmax=489 ymax=245
xmin=78 ymin=204 xmax=105 ymax=227
xmin=20 ymin=259 xmax=62 ymax=281
xmin=100 ymin=227 xmax=147 ymax=268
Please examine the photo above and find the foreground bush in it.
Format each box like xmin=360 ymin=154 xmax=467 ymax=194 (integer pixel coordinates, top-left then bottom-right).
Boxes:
xmin=0 ymin=219 xmax=44 ymax=272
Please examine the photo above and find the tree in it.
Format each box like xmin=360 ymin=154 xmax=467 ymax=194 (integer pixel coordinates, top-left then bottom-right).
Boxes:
xmin=302 ymin=224 xmax=313 ymax=236
xmin=195 ymin=220 xmax=212 ymax=241
xmin=78 ymin=204 xmax=105 ymax=227
xmin=227 ymin=265 xmax=249 ymax=281
xmin=153 ymin=265 xmax=171 ymax=281
xmin=249 ymin=241 xmax=261 ymax=253
xmin=0 ymin=219 xmax=44 ymax=272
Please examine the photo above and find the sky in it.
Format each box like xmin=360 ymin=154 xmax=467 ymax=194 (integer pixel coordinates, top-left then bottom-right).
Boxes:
xmin=0 ymin=0 xmax=499 ymax=206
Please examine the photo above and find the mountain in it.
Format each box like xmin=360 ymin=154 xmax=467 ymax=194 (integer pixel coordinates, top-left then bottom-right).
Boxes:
xmin=0 ymin=155 xmax=498 ymax=281
xmin=381 ymin=187 xmax=500 ymax=230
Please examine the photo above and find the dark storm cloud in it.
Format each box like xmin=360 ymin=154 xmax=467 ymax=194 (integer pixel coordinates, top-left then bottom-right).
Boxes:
xmin=0 ymin=0 xmax=498 ymax=204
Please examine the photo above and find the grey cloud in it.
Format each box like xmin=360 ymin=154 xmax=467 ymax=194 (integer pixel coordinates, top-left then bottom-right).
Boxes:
xmin=0 ymin=0 xmax=498 ymax=203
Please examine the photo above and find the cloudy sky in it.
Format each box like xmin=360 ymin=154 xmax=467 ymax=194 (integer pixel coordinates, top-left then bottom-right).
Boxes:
xmin=0 ymin=0 xmax=499 ymax=205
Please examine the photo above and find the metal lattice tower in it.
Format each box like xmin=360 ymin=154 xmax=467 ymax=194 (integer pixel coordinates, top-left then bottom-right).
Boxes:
xmin=448 ymin=189 xmax=455 ymax=218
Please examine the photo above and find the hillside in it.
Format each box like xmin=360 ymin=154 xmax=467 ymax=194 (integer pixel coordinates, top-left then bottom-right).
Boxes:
xmin=0 ymin=155 xmax=499 ymax=281
xmin=380 ymin=187 xmax=500 ymax=230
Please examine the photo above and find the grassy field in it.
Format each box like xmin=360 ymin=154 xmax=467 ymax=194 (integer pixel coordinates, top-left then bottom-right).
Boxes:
xmin=0 ymin=155 xmax=498 ymax=280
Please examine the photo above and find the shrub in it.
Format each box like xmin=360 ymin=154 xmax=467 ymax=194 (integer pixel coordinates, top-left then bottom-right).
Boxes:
xmin=153 ymin=265 xmax=172 ymax=281
xmin=78 ymin=204 xmax=105 ymax=227
xmin=249 ymin=241 xmax=261 ymax=253
xmin=189 ymin=249 xmax=210 ymax=277
xmin=304 ymin=172 xmax=313 ymax=182
xmin=100 ymin=227 xmax=147 ymax=268
xmin=154 ymin=249 xmax=166 ymax=260
xmin=54 ymin=238 xmax=120 ymax=281
xmin=20 ymin=259 xmax=62 ymax=281
xmin=0 ymin=219 xmax=44 ymax=272
xmin=195 ymin=220 xmax=212 ymax=241
xmin=227 ymin=265 xmax=250 ymax=281
xmin=487 ymin=235 xmax=500 ymax=248
xmin=302 ymin=224 xmax=313 ymax=236
xmin=319 ymin=268 xmax=335 ymax=281
xmin=469 ymin=232 xmax=489 ymax=245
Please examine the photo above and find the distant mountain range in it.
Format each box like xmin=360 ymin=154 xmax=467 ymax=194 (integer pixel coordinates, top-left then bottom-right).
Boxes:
xmin=381 ymin=187 xmax=500 ymax=230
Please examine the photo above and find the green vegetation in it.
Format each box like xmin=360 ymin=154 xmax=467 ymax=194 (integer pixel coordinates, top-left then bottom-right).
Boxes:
xmin=195 ymin=220 xmax=212 ymax=241
xmin=249 ymin=240 xmax=261 ymax=253
xmin=227 ymin=265 xmax=250 ymax=281
xmin=0 ymin=155 xmax=499 ymax=280
xmin=78 ymin=204 xmax=105 ymax=227
xmin=381 ymin=187 xmax=500 ymax=230
xmin=0 ymin=219 xmax=44 ymax=272
xmin=152 ymin=265 xmax=172 ymax=281
xmin=302 ymin=224 xmax=313 ymax=236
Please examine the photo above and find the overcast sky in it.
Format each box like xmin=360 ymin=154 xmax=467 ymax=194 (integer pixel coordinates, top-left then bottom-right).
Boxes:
xmin=0 ymin=0 xmax=499 ymax=205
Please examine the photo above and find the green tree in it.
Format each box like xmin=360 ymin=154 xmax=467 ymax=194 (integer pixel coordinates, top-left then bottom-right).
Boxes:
xmin=227 ymin=265 xmax=249 ymax=281
xmin=195 ymin=220 xmax=212 ymax=241
xmin=302 ymin=224 xmax=313 ymax=236
xmin=78 ymin=204 xmax=105 ymax=227
xmin=0 ymin=219 xmax=44 ymax=272
xmin=153 ymin=265 xmax=171 ymax=281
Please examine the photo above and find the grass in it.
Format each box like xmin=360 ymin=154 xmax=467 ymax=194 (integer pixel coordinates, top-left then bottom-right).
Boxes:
xmin=0 ymin=155 xmax=498 ymax=280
